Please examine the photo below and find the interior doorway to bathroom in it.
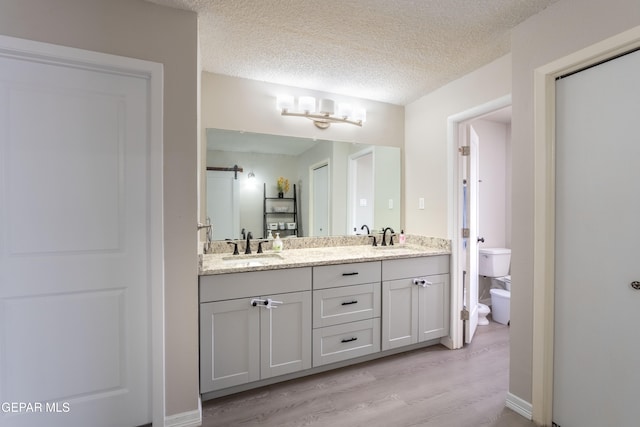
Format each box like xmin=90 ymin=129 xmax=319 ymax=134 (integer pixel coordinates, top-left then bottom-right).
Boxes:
xmin=310 ymin=161 xmax=329 ymax=236
xmin=449 ymin=96 xmax=512 ymax=347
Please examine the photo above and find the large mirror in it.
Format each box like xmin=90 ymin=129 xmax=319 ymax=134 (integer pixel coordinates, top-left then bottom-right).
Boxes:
xmin=206 ymin=129 xmax=401 ymax=240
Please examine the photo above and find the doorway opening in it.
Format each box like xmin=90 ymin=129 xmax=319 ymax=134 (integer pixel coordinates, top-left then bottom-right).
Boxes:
xmin=309 ymin=160 xmax=330 ymax=236
xmin=448 ymin=95 xmax=512 ymax=349
xmin=348 ymin=146 xmax=375 ymax=235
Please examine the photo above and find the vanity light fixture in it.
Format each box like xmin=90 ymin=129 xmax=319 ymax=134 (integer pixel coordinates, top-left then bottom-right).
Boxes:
xmin=276 ymin=95 xmax=366 ymax=129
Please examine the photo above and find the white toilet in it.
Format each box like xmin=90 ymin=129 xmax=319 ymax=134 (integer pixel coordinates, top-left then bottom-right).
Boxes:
xmin=479 ymin=248 xmax=512 ymax=325
xmin=477 ymin=303 xmax=491 ymax=326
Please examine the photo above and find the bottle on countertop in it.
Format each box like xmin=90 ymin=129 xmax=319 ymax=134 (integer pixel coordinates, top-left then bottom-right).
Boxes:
xmin=273 ymin=232 xmax=283 ymax=252
xmin=399 ymin=230 xmax=406 ymax=245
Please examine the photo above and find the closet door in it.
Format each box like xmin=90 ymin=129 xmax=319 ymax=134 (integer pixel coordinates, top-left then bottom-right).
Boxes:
xmin=554 ymin=49 xmax=640 ymax=427
xmin=0 ymin=39 xmax=159 ymax=427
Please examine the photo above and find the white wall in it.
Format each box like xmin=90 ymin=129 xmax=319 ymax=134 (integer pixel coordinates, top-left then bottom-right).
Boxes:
xmin=510 ymin=0 xmax=639 ymax=404
xmin=474 ymin=119 xmax=510 ymax=250
xmin=201 ymin=73 xmax=404 ymax=147
xmin=405 ymin=54 xmax=511 ymax=238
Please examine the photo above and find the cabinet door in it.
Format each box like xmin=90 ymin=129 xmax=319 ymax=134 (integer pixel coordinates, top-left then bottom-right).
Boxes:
xmin=200 ymin=299 xmax=260 ymax=393
xmin=381 ymin=278 xmax=419 ymax=351
xmin=260 ymin=291 xmax=312 ymax=379
xmin=417 ymin=274 xmax=450 ymax=342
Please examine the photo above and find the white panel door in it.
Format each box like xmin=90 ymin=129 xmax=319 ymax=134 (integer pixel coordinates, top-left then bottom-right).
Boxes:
xmin=0 ymin=43 xmax=154 ymax=426
xmin=464 ymin=125 xmax=480 ymax=343
xmin=554 ymin=49 xmax=640 ymax=426
xmin=312 ymin=164 xmax=329 ymax=236
xmin=349 ymin=150 xmax=374 ymax=232
xmin=207 ymin=170 xmax=240 ymax=240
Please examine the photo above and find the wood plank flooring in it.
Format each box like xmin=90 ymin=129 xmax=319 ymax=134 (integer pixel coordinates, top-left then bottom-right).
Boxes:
xmin=201 ymin=321 xmax=537 ymax=427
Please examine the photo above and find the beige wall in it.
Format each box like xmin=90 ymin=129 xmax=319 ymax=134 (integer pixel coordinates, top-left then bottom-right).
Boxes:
xmin=510 ymin=0 xmax=639 ymax=403
xmin=404 ymin=54 xmax=511 ymax=238
xmin=0 ymin=0 xmax=200 ymax=418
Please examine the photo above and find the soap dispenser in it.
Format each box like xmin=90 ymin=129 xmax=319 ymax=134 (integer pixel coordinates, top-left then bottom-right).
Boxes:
xmin=273 ymin=232 xmax=283 ymax=252
xmin=399 ymin=230 xmax=406 ymax=245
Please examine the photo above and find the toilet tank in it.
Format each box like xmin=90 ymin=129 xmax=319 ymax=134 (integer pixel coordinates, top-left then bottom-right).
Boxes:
xmin=478 ymin=248 xmax=511 ymax=277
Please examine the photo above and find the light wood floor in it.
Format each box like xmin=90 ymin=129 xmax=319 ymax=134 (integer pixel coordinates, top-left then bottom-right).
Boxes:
xmin=202 ymin=320 xmax=537 ymax=427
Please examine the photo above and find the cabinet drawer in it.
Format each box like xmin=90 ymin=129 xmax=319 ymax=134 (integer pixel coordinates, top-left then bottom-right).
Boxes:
xmin=313 ymin=261 xmax=381 ymax=290
xmin=382 ymin=255 xmax=449 ymax=281
xmin=312 ymin=318 xmax=380 ymax=367
xmin=200 ymin=267 xmax=312 ymax=302
xmin=313 ymin=283 xmax=381 ymax=328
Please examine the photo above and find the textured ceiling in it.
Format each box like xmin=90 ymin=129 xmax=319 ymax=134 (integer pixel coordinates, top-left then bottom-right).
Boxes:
xmin=148 ymin=0 xmax=558 ymax=105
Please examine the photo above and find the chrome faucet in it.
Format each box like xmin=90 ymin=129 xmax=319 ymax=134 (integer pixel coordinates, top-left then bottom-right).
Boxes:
xmin=382 ymin=227 xmax=395 ymax=246
xmin=244 ymin=231 xmax=253 ymax=255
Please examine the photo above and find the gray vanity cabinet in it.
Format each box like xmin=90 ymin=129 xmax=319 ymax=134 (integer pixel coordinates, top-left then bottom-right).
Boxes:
xmin=312 ymin=261 xmax=381 ymax=366
xmin=199 ymin=268 xmax=312 ymax=393
xmin=381 ymin=256 xmax=450 ymax=351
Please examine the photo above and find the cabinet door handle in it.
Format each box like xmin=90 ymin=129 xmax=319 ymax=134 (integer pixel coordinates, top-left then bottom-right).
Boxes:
xmin=341 ymin=337 xmax=358 ymax=343
xmin=265 ymin=298 xmax=283 ymax=309
xmin=413 ymin=278 xmax=433 ymax=288
xmin=341 ymin=300 xmax=358 ymax=306
xmin=342 ymin=272 xmax=359 ymax=276
xmin=250 ymin=298 xmax=266 ymax=307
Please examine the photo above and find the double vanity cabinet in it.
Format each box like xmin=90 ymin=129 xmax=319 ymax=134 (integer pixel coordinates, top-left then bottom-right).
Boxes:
xmin=199 ymin=251 xmax=450 ymax=397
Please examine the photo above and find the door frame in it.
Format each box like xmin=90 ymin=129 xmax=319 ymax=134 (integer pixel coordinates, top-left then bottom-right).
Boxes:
xmin=309 ymin=159 xmax=330 ymax=237
xmin=463 ymin=124 xmax=480 ymax=344
xmin=0 ymin=35 xmax=165 ymax=425
xmin=447 ymin=94 xmax=511 ymax=350
xmin=531 ymin=26 xmax=640 ymax=425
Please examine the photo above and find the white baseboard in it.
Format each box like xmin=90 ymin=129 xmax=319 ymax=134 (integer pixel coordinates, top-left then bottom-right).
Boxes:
xmin=506 ymin=392 xmax=533 ymax=420
xmin=164 ymin=397 xmax=202 ymax=427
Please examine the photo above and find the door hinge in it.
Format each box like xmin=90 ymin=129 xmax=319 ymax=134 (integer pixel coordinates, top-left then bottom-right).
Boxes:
xmin=461 ymin=308 xmax=469 ymax=320
xmin=459 ymin=146 xmax=470 ymax=156
xmin=462 ymin=228 xmax=470 ymax=238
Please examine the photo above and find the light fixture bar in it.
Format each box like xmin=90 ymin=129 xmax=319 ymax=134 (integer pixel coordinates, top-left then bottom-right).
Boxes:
xmin=277 ymin=96 xmax=365 ymax=129
xmin=280 ymin=109 xmax=363 ymax=129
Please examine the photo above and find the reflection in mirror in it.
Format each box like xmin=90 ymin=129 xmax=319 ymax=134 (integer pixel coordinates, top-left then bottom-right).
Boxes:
xmin=206 ymin=129 xmax=400 ymax=240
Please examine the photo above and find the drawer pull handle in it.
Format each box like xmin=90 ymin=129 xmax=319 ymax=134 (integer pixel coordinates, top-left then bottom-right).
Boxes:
xmin=342 ymin=272 xmax=359 ymax=276
xmin=341 ymin=300 xmax=358 ymax=306
xmin=341 ymin=337 xmax=358 ymax=343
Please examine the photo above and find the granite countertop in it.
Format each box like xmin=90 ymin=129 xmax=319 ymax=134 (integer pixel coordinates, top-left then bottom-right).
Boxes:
xmin=199 ymin=235 xmax=451 ymax=275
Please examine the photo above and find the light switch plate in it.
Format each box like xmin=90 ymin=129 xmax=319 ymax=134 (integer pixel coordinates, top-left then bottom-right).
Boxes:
xmin=419 ymin=197 xmax=425 ymax=209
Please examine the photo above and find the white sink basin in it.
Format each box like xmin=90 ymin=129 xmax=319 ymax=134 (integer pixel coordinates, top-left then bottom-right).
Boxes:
xmin=373 ymin=245 xmax=414 ymax=251
xmin=221 ymin=253 xmax=283 ymax=267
